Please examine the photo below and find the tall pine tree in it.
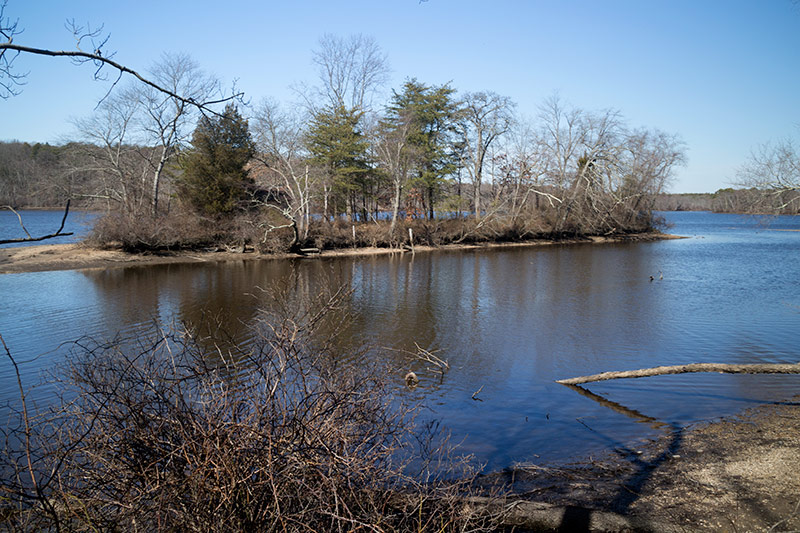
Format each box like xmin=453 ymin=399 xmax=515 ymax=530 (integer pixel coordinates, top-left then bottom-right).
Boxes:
xmin=306 ymin=104 xmax=372 ymax=221
xmin=388 ymin=79 xmax=460 ymax=218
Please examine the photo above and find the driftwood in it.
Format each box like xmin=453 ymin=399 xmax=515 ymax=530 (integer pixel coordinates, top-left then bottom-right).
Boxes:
xmin=557 ymin=362 xmax=800 ymax=385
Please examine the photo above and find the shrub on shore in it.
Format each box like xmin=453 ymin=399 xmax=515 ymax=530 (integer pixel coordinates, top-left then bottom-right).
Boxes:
xmin=86 ymin=201 xmax=663 ymax=256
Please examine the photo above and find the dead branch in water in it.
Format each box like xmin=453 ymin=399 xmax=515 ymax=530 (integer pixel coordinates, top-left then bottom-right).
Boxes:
xmin=556 ymin=363 xmax=800 ymax=386
xmin=383 ymin=343 xmax=450 ymax=383
xmin=414 ymin=342 xmax=449 ymax=373
xmin=472 ymin=385 xmax=485 ymax=401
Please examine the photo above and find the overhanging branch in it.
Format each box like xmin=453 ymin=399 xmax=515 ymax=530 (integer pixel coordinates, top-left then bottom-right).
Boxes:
xmin=0 ymin=42 xmax=242 ymax=113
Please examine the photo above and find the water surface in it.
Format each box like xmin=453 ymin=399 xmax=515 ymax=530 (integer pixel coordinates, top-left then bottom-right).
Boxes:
xmin=1 ymin=211 xmax=798 ymax=470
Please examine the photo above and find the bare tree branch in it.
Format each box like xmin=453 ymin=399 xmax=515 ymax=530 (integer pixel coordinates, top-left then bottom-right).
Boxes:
xmin=2 ymin=203 xmax=32 ymax=239
xmin=735 ymin=136 xmax=800 ymax=213
xmin=459 ymin=91 xmax=516 ymax=217
xmin=0 ymin=42 xmax=241 ymax=111
xmin=0 ymin=3 xmax=242 ymax=114
xmin=0 ymin=333 xmax=62 ymax=527
xmin=304 ymin=33 xmax=389 ymax=114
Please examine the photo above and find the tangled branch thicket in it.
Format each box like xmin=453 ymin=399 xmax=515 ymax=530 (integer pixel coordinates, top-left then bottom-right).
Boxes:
xmin=1 ymin=289 xmax=501 ymax=531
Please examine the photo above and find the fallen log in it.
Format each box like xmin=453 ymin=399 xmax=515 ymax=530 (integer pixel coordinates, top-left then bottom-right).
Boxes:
xmin=556 ymin=363 xmax=800 ymax=386
xmin=386 ymin=493 xmax=685 ymax=533
xmin=458 ymin=496 xmax=686 ymax=533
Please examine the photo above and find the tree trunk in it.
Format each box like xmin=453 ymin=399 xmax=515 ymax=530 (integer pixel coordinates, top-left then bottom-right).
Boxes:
xmin=474 ymin=174 xmax=481 ymax=219
xmin=151 ymin=145 xmax=170 ymax=216
xmin=323 ymin=183 xmax=330 ymax=222
xmin=390 ymin=179 xmax=401 ymax=234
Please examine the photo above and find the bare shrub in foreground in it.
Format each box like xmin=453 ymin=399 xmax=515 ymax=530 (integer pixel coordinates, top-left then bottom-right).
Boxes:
xmin=1 ymin=289 xmax=502 ymax=532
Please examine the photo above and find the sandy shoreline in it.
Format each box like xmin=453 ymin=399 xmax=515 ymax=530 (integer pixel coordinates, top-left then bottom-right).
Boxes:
xmin=480 ymin=398 xmax=800 ymax=531
xmin=0 ymin=232 xmax=683 ymax=275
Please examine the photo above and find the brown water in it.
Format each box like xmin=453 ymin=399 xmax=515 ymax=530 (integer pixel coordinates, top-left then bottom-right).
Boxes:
xmin=1 ymin=211 xmax=799 ymax=470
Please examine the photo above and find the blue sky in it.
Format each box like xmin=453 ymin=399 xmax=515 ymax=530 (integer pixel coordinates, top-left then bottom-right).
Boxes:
xmin=1 ymin=0 xmax=798 ymax=193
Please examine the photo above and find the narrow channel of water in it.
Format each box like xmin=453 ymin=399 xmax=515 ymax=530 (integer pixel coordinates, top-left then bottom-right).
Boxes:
xmin=1 ymin=211 xmax=799 ymax=470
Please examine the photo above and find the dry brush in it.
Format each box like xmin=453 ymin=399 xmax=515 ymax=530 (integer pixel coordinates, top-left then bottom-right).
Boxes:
xmin=1 ymin=289 xmax=502 ymax=532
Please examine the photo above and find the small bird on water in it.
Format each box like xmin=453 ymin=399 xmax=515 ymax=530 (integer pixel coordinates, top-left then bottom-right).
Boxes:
xmin=404 ymin=370 xmax=419 ymax=387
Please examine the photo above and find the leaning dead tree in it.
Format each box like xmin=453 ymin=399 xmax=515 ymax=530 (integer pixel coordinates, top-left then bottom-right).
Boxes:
xmin=557 ymin=362 xmax=800 ymax=386
xmin=0 ymin=200 xmax=73 ymax=245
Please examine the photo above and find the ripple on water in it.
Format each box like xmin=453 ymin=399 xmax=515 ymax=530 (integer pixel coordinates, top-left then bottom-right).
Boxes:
xmin=1 ymin=211 xmax=799 ymax=469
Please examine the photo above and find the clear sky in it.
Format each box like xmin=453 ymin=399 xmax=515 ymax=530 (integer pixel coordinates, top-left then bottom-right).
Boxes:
xmin=1 ymin=0 xmax=798 ymax=193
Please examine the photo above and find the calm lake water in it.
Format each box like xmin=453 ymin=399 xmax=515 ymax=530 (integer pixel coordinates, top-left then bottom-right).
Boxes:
xmin=1 ymin=211 xmax=799 ymax=471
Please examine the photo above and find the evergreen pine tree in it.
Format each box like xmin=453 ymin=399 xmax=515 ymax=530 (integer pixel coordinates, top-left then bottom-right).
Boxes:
xmin=180 ymin=104 xmax=255 ymax=217
xmin=388 ymin=79 xmax=459 ymax=218
xmin=306 ymin=104 xmax=372 ymax=220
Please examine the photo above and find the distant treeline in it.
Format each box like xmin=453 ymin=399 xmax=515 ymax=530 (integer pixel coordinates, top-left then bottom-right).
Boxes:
xmin=654 ymin=189 xmax=800 ymax=215
xmin=0 ymin=140 xmax=158 ymax=210
xmin=0 ymin=141 xmax=86 ymax=208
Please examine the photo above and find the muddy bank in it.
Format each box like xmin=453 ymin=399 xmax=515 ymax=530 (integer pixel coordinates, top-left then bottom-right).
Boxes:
xmin=0 ymin=232 xmax=682 ymax=274
xmin=479 ymin=398 xmax=800 ymax=532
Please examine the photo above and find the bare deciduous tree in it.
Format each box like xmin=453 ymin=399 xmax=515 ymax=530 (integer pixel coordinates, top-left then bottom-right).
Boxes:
xmin=458 ymin=91 xmax=515 ymax=218
xmin=736 ymin=136 xmax=800 ymax=213
xmin=492 ymin=117 xmax=554 ymax=224
xmin=481 ymin=97 xmax=685 ymax=236
xmin=251 ymin=99 xmax=318 ymax=244
xmin=65 ymin=54 xmax=220 ymax=219
xmin=136 ymin=53 xmax=221 ymax=215
xmin=307 ymin=33 xmax=390 ymax=114
xmin=536 ymin=95 xmax=625 ymax=233
xmin=374 ymin=108 xmax=419 ymax=234
xmin=70 ymin=90 xmax=146 ymax=212
xmin=1 ymin=2 xmax=242 ymax=243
